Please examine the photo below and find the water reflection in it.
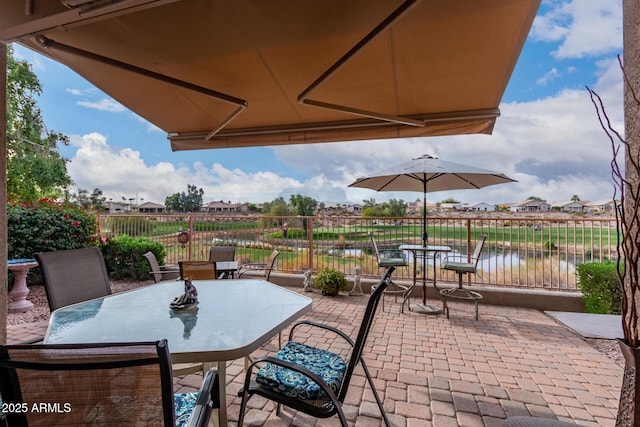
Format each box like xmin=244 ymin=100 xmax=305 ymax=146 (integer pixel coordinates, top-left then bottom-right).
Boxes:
xmin=170 ymin=307 xmax=199 ymax=339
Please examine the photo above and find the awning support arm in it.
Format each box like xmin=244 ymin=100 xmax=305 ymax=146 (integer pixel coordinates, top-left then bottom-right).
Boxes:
xmin=35 ymin=35 xmax=247 ymax=140
xmin=298 ymin=0 xmax=425 ymax=128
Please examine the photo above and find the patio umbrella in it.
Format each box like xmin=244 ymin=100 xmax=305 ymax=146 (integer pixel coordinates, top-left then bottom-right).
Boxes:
xmin=348 ymin=154 xmax=516 ymax=246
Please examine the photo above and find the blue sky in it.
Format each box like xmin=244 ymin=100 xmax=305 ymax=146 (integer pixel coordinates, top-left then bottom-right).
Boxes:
xmin=13 ymin=0 xmax=623 ymax=207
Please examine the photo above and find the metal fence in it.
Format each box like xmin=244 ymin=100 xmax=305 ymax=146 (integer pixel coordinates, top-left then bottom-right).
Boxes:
xmin=97 ymin=213 xmax=618 ymax=292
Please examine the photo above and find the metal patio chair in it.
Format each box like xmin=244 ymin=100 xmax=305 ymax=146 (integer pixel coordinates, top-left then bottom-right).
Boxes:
xmin=0 ymin=340 xmax=218 ymax=427
xmin=35 ymin=247 xmax=112 ymax=312
xmin=144 ymin=251 xmax=180 ymax=283
xmin=440 ymin=234 xmax=487 ymax=320
xmin=237 ymin=249 xmax=279 ymax=281
xmin=208 ymin=246 xmax=236 ymax=262
xmin=208 ymin=246 xmax=236 ymax=278
xmin=369 ymin=232 xmax=409 ymax=312
xmin=178 ymin=261 xmax=217 ymax=281
xmin=237 ymin=266 xmax=395 ymax=427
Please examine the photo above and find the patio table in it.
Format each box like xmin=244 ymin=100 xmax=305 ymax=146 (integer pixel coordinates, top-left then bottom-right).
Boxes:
xmin=399 ymin=244 xmax=451 ymax=314
xmin=215 ymin=260 xmax=238 ymax=278
xmin=44 ymin=279 xmax=312 ymax=426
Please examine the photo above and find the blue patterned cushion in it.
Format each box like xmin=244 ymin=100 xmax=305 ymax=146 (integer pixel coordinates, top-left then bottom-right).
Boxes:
xmin=256 ymin=341 xmax=346 ymax=401
xmin=174 ymin=392 xmax=198 ymax=427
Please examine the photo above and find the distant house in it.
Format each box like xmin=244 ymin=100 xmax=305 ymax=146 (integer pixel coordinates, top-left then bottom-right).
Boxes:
xmin=464 ymin=202 xmax=495 ymax=212
xmin=508 ymin=199 xmax=551 ymax=213
xmin=345 ymin=204 xmax=362 ymax=214
xmin=138 ymin=201 xmax=166 ymax=214
xmin=406 ymin=201 xmax=438 ymax=213
xmin=203 ymin=201 xmax=249 ymax=214
xmin=103 ymin=201 xmax=128 ymax=214
xmin=439 ymin=202 xmax=462 ymax=211
xmin=584 ymin=199 xmax=617 ymax=213
xmin=550 ymin=200 xmax=584 ymax=213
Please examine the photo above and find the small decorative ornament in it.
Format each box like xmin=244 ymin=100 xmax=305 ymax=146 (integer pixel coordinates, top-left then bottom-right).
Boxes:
xmin=170 ymin=279 xmax=199 ymax=310
xmin=303 ymin=269 xmax=313 ymax=292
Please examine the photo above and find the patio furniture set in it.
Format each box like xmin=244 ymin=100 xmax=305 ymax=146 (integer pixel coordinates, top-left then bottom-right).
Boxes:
xmin=2 ymin=245 xmax=395 ymax=426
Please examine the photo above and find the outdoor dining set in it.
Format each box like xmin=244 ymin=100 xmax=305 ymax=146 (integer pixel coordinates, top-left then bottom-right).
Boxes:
xmin=1 ymin=245 xmax=397 ymax=427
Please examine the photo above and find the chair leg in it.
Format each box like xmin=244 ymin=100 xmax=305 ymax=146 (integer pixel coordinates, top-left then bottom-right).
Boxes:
xmin=360 ymin=358 xmax=391 ymax=427
xmin=440 ymin=271 xmax=483 ymax=320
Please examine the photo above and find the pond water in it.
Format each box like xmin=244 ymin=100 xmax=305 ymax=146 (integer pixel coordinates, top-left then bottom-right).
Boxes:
xmin=331 ymin=246 xmax=606 ymax=271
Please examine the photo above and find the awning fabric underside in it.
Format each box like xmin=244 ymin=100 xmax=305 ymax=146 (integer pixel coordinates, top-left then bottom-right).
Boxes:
xmin=0 ymin=0 xmax=540 ymax=151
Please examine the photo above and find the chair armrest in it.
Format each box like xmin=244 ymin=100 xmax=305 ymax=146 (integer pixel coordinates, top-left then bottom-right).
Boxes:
xmin=187 ymin=369 xmax=219 ymax=427
xmin=441 ymin=254 xmax=477 ymax=263
xmin=289 ymin=320 xmax=354 ymax=347
xmin=237 ymin=262 xmax=269 ymax=277
xmin=148 ymin=270 xmax=180 ymax=280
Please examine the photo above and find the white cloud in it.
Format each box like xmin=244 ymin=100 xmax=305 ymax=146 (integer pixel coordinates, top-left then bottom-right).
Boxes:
xmin=66 ymin=133 xmax=307 ymax=204
xmin=537 ymin=67 xmax=560 ymax=85
xmin=532 ymin=0 xmax=622 ymax=59
xmin=77 ymin=98 xmax=127 ymax=112
xmin=66 ymin=87 xmax=97 ymax=96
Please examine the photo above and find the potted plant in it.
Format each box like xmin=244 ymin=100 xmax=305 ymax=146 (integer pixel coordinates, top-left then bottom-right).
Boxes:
xmin=314 ymin=268 xmax=348 ymax=296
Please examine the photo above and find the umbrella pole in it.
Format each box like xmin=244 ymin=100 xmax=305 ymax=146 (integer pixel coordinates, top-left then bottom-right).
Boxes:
xmin=422 ymin=180 xmax=427 ymax=247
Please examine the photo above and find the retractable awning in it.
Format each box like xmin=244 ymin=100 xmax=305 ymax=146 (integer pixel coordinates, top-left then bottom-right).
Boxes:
xmin=0 ymin=0 xmax=540 ymax=151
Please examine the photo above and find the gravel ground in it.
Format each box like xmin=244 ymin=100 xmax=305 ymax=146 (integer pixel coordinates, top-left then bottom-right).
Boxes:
xmin=9 ymin=281 xmax=625 ymax=368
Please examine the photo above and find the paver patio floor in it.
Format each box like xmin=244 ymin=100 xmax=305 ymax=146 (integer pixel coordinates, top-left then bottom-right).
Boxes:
xmin=8 ymin=288 xmax=623 ymax=427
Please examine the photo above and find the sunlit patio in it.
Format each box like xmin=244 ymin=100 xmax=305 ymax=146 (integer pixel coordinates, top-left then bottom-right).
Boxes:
xmin=9 ymin=284 xmax=622 ymax=427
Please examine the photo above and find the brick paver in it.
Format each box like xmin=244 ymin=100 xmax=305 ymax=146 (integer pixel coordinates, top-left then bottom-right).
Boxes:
xmin=7 ymin=288 xmax=623 ymax=426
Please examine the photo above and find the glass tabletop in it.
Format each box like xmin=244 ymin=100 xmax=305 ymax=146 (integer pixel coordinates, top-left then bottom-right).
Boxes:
xmin=45 ymin=280 xmax=312 ymax=363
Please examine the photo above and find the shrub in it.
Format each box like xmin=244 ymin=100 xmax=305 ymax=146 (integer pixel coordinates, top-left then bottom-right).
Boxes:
xmin=8 ymin=198 xmax=97 ymax=259
xmin=314 ymin=268 xmax=348 ymax=296
xmin=576 ymin=261 xmax=622 ymax=314
xmin=99 ymin=235 xmax=166 ymax=280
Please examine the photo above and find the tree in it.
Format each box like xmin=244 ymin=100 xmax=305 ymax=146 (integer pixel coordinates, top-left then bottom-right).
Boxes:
xmin=571 ymin=194 xmax=581 ymax=202
xmin=363 ymin=198 xmax=377 ymax=208
xmin=384 ymin=199 xmax=407 ymax=217
xmin=6 ymin=45 xmax=71 ymax=202
xmin=72 ymin=188 xmax=105 ymax=212
xmin=527 ymin=196 xmax=546 ymax=202
xmin=289 ymin=194 xmax=317 ymax=216
xmin=263 ymin=197 xmax=290 ymax=216
xmin=164 ymin=184 xmax=204 ymax=212
xmin=440 ymin=197 xmax=460 ymax=204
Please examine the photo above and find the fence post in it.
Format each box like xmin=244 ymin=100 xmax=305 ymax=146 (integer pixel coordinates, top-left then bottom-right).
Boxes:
xmin=466 ymin=218 xmax=472 ymax=261
xmin=308 ymin=217 xmax=314 ymax=272
xmin=188 ymin=215 xmax=194 ymax=261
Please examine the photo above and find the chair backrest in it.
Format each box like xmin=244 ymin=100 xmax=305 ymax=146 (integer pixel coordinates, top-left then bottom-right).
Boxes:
xmin=179 ymin=261 xmax=217 ymax=280
xmin=0 ymin=340 xmax=176 ymax=426
xmin=208 ymin=246 xmax=236 ymax=262
xmin=368 ymin=232 xmax=381 ymax=262
xmin=470 ymin=235 xmax=487 ymax=268
xmin=144 ymin=251 xmax=166 ymax=283
xmin=35 ymin=247 xmax=112 ymax=312
xmin=264 ymin=249 xmax=279 ymax=280
xmin=338 ymin=266 xmax=394 ymax=401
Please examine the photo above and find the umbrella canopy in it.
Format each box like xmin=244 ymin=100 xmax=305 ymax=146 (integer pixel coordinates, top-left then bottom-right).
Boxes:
xmin=0 ymin=0 xmax=540 ymax=151
xmin=348 ymin=154 xmax=516 ymax=246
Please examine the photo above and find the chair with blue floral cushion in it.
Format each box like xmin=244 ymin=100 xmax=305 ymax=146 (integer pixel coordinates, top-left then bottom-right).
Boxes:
xmin=237 ymin=266 xmax=395 ymax=427
xmin=0 ymin=340 xmax=218 ymax=427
